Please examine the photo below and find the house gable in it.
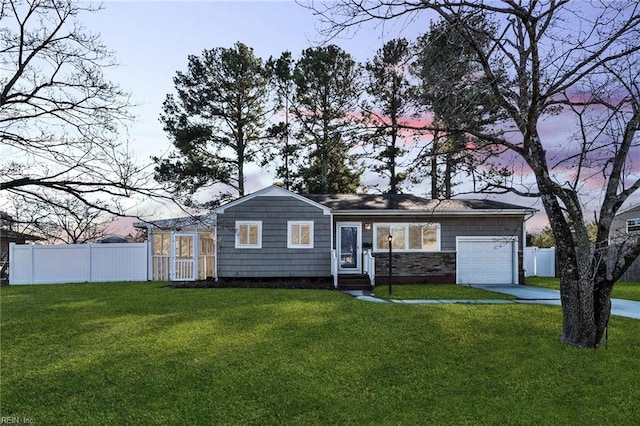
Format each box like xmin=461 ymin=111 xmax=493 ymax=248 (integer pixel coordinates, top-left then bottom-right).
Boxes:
xmin=611 ymin=204 xmax=640 ymax=241
xmin=215 ymin=185 xmax=331 ymax=215
xmin=609 ymin=205 xmax=640 ymax=281
xmin=215 ymin=187 xmax=332 ymax=278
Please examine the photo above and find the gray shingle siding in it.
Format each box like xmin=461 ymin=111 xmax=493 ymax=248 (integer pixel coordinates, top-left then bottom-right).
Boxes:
xmin=439 ymin=216 xmax=524 ymax=251
xmin=610 ymin=206 xmax=640 ymax=280
xmin=610 ymin=206 xmax=640 ymax=241
xmin=217 ymin=196 xmax=331 ymax=278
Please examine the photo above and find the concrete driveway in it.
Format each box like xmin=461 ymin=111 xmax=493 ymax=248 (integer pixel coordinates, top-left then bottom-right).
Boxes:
xmin=471 ymin=284 xmax=640 ymax=320
xmin=347 ymin=285 xmax=639 ymax=320
xmin=470 ymin=284 xmax=561 ymax=301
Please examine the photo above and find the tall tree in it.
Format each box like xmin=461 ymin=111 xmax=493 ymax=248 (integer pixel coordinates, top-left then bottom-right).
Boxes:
xmin=363 ymin=38 xmax=413 ymax=194
xmin=266 ymin=51 xmax=297 ymax=190
xmin=0 ymin=0 xmax=150 ymax=214
xmin=291 ymin=45 xmax=363 ymax=194
xmin=313 ymin=0 xmax=640 ymax=348
xmin=412 ymin=13 xmax=506 ymax=199
xmin=155 ymin=42 xmax=270 ymax=206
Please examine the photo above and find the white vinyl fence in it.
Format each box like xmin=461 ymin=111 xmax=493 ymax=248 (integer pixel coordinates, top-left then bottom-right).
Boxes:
xmin=9 ymin=242 xmax=148 ymax=285
xmin=524 ymin=246 xmax=556 ymax=277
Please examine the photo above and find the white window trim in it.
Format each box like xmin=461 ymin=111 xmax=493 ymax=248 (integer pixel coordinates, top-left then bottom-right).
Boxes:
xmin=287 ymin=221 xmax=314 ymax=249
xmin=627 ymin=218 xmax=640 ymax=233
xmin=373 ymin=223 xmax=441 ymax=252
xmin=235 ymin=221 xmax=262 ymax=249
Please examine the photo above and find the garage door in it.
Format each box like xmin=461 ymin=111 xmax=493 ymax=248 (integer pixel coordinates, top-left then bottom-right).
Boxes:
xmin=456 ymin=236 xmax=517 ymax=285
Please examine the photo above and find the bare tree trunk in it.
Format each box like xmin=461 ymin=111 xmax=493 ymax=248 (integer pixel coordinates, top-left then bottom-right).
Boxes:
xmin=558 ymin=274 xmax=597 ymax=347
xmin=321 ymin=146 xmax=329 ymax=194
xmin=593 ymin=284 xmax=613 ymax=344
xmin=389 ymin=131 xmax=398 ymax=194
xmin=431 ymin=133 xmax=440 ymax=199
xmin=238 ymin=162 xmax=245 ymax=197
xmin=538 ymin=171 xmax=599 ymax=347
xmin=444 ymin=152 xmax=453 ymax=199
xmin=237 ymin=128 xmax=245 ymax=197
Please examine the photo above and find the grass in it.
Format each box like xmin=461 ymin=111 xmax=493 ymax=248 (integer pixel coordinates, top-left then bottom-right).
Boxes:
xmin=1 ymin=282 xmax=639 ymax=425
xmin=526 ymin=276 xmax=640 ymax=301
xmin=373 ymin=283 xmax=515 ymax=300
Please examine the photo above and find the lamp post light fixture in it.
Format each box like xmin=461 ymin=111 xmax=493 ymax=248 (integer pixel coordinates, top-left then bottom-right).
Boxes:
xmin=388 ymin=234 xmax=393 ymax=296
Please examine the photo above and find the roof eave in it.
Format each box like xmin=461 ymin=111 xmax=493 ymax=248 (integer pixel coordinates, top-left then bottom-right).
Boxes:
xmin=331 ymin=209 xmax=536 ymax=216
xmin=133 ymin=214 xmax=216 ymax=230
xmin=216 ymin=185 xmax=332 ymax=215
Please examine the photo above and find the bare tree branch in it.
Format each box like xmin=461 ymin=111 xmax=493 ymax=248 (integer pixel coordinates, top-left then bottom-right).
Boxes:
xmin=1 ymin=0 xmax=170 ymax=219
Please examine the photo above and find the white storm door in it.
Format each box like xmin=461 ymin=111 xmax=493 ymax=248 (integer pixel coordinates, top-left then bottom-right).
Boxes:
xmin=337 ymin=222 xmax=362 ymax=274
xmin=172 ymin=233 xmax=196 ymax=281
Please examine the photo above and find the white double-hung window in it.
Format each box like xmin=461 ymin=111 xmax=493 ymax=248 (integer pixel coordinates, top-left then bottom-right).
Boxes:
xmin=627 ymin=218 xmax=640 ymax=233
xmin=373 ymin=223 xmax=440 ymax=252
xmin=236 ymin=221 xmax=262 ymax=248
xmin=288 ymin=221 xmax=314 ymax=249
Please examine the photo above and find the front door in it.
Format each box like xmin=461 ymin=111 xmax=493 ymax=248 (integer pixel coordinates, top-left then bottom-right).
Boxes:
xmin=172 ymin=233 xmax=196 ymax=281
xmin=337 ymin=222 xmax=362 ymax=274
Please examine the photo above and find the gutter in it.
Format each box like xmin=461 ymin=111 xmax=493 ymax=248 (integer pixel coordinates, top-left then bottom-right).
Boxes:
xmin=330 ymin=209 xmax=537 ymax=217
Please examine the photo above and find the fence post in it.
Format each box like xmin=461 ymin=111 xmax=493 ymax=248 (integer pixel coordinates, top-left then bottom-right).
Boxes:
xmin=87 ymin=243 xmax=92 ymax=282
xmin=30 ymin=242 xmax=35 ymax=285
xmin=8 ymin=242 xmax=14 ymax=285
xmin=147 ymin=236 xmax=153 ymax=281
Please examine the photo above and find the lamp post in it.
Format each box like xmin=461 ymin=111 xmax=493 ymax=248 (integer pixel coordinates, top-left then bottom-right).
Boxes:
xmin=388 ymin=234 xmax=393 ymax=296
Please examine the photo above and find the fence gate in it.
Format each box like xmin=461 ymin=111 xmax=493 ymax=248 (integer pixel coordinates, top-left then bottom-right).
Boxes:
xmin=172 ymin=233 xmax=196 ymax=281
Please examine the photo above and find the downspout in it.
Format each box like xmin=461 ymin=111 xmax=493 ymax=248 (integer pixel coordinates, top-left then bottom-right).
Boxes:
xmin=330 ymin=212 xmax=334 ymax=261
xmin=330 ymin=211 xmax=336 ymax=288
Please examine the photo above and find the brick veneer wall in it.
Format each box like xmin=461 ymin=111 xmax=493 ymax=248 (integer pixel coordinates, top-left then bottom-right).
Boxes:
xmin=374 ymin=252 xmax=457 ymax=284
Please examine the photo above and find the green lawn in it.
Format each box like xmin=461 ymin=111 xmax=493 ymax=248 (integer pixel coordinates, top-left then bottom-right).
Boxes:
xmin=526 ymin=277 xmax=640 ymax=301
xmin=373 ymin=283 xmax=515 ymax=300
xmin=1 ymin=282 xmax=639 ymax=425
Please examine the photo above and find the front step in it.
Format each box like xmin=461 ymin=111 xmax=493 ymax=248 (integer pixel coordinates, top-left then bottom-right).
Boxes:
xmin=338 ymin=274 xmax=372 ymax=290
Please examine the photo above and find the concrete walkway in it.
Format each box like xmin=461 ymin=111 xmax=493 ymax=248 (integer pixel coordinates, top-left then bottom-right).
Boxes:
xmin=343 ymin=285 xmax=640 ymax=320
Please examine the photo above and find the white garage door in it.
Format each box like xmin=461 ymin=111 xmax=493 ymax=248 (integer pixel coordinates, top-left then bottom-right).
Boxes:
xmin=456 ymin=236 xmax=517 ymax=285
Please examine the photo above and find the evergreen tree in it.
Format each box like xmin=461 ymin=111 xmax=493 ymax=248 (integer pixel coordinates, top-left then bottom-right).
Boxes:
xmin=363 ymin=38 xmax=413 ymax=194
xmin=155 ymin=42 xmax=270 ymax=206
xmin=412 ymin=14 xmax=506 ymax=199
xmin=265 ymin=51 xmax=297 ymax=190
xmin=290 ymin=45 xmax=363 ymax=194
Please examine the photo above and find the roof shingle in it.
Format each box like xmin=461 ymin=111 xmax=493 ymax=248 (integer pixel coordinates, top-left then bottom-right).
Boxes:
xmin=304 ymin=193 xmax=533 ymax=212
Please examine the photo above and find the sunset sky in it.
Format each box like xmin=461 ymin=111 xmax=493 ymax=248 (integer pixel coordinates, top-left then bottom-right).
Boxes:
xmin=87 ymin=0 xmax=428 ymax=158
xmin=81 ymin=0 xmax=621 ymax=232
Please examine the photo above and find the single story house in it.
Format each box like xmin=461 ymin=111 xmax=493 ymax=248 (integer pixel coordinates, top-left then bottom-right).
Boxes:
xmin=135 ymin=185 xmax=536 ymax=288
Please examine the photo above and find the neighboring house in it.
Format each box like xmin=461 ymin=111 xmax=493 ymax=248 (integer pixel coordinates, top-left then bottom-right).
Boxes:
xmin=609 ymin=205 xmax=640 ymax=281
xmin=135 ymin=185 xmax=536 ymax=288
xmin=98 ymin=235 xmax=128 ymax=244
